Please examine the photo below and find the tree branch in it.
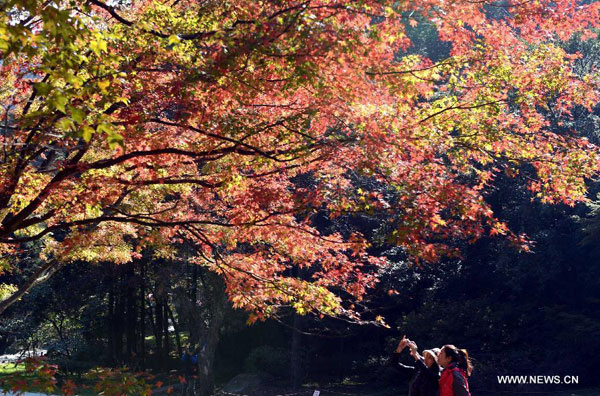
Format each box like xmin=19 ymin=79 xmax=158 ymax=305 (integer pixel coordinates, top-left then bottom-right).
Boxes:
xmin=0 ymin=260 xmax=64 ymax=315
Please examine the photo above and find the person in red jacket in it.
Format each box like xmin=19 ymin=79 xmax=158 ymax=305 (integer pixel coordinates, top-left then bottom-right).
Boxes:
xmin=437 ymin=345 xmax=472 ymax=396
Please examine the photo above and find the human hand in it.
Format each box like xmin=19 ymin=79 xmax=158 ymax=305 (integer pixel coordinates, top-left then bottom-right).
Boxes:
xmin=409 ymin=341 xmax=418 ymax=355
xmin=396 ymin=335 xmax=409 ymax=352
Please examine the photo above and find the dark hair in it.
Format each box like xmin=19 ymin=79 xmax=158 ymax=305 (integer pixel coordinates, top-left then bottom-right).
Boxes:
xmin=442 ymin=345 xmax=473 ymax=376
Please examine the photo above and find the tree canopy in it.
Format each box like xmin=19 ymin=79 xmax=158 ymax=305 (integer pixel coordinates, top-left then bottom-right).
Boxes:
xmin=1 ymin=0 xmax=600 ymax=323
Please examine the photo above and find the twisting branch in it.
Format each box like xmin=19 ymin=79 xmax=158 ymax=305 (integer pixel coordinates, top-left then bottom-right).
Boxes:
xmin=87 ymin=0 xmax=254 ymax=40
xmin=0 ymin=260 xmax=64 ymax=315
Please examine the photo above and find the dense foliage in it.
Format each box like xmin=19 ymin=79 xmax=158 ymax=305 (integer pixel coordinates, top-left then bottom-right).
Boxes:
xmin=2 ymin=0 xmax=600 ymax=322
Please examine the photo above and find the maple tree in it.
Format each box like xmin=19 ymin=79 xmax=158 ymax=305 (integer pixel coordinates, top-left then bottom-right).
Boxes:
xmin=1 ymin=0 xmax=600 ymax=328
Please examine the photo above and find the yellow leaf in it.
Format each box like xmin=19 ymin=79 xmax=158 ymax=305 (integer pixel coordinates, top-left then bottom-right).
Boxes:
xmin=97 ymin=79 xmax=110 ymax=93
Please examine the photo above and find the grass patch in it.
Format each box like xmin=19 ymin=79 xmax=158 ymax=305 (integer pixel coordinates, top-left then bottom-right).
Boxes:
xmin=144 ymin=331 xmax=189 ymax=345
xmin=0 ymin=362 xmax=26 ymax=375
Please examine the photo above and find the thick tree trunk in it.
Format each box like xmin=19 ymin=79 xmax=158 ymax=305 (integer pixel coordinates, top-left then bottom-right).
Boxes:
xmin=193 ymin=272 xmax=229 ymax=396
xmin=162 ymin=300 xmax=170 ymax=359
xmin=108 ymin=272 xmax=115 ymax=363
xmin=114 ymin=280 xmax=125 ymax=362
xmin=290 ymin=314 xmax=303 ymax=388
xmin=290 ymin=266 xmax=304 ymax=388
xmin=188 ymin=265 xmax=199 ymax=344
xmin=338 ymin=338 xmax=344 ymax=380
xmin=154 ymin=297 xmax=163 ymax=362
xmin=166 ymin=303 xmax=182 ymax=357
xmin=140 ymin=261 xmax=146 ymax=365
xmin=125 ymin=261 xmax=137 ymax=361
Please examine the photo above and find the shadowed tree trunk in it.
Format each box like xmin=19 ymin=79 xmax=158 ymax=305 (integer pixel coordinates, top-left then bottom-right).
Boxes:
xmin=107 ymin=267 xmax=116 ymax=363
xmin=162 ymin=300 xmax=170 ymax=360
xmin=125 ymin=261 xmax=137 ymax=361
xmin=185 ymin=270 xmax=229 ymax=396
xmin=290 ymin=313 xmax=304 ymax=388
xmin=290 ymin=266 xmax=305 ymax=388
xmin=153 ymin=295 xmax=163 ymax=363
xmin=115 ymin=274 xmax=125 ymax=362
xmin=140 ymin=261 xmax=146 ymax=365
xmin=166 ymin=303 xmax=182 ymax=357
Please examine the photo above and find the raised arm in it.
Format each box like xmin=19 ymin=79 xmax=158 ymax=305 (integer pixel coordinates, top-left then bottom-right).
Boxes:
xmin=389 ymin=336 xmax=416 ymax=373
xmin=390 ymin=352 xmax=416 ymax=372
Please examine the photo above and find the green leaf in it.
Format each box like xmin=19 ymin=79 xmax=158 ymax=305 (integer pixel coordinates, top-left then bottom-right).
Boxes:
xmin=66 ymin=74 xmax=85 ymax=89
xmin=55 ymin=95 xmax=68 ymax=113
xmin=70 ymin=107 xmax=86 ymax=124
xmin=96 ymin=123 xmax=113 ymax=134
xmin=0 ymin=35 xmax=9 ymax=52
xmin=90 ymin=40 xmax=101 ymax=56
xmin=107 ymin=131 xmax=124 ymax=149
xmin=81 ymin=125 xmax=94 ymax=142
xmin=34 ymin=83 xmax=52 ymax=96
xmin=57 ymin=117 xmax=75 ymax=131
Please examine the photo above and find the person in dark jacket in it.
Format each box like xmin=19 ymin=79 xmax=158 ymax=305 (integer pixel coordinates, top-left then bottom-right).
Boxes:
xmin=390 ymin=336 xmax=440 ymax=396
xmin=181 ymin=344 xmax=198 ymax=396
xmin=437 ymin=344 xmax=472 ymax=396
